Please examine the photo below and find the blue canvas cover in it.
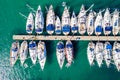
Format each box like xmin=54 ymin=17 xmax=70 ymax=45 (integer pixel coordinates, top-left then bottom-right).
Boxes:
xmin=62 ymin=25 xmax=70 ymax=32
xmin=57 ymin=43 xmax=64 ymax=49
xmin=66 ymin=43 xmax=73 ymax=48
xmin=29 ymin=42 xmax=36 ymax=48
xmin=46 ymin=24 xmax=55 ymax=31
xmin=106 ymin=44 xmax=112 ymax=49
xmin=96 ymin=26 xmax=102 ymax=32
xmin=105 ymin=26 xmax=112 ymax=31
xmin=71 ymin=26 xmax=78 ymax=31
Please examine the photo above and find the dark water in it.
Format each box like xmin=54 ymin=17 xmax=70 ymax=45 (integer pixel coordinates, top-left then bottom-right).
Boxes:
xmin=0 ymin=0 xmax=120 ymax=80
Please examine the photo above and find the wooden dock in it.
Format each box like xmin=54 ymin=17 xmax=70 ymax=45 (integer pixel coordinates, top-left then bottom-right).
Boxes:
xmin=13 ymin=35 xmax=120 ymax=41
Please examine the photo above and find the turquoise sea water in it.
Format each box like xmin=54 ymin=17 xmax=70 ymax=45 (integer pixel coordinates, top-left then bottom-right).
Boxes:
xmin=0 ymin=0 xmax=120 ymax=80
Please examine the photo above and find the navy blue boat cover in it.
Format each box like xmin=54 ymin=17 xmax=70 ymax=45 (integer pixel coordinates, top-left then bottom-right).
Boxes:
xmin=96 ymin=26 xmax=102 ymax=32
xmin=29 ymin=42 xmax=36 ymax=48
xmin=71 ymin=26 xmax=78 ymax=31
xmin=46 ymin=24 xmax=55 ymax=31
xmin=62 ymin=25 xmax=70 ymax=32
xmin=105 ymin=26 xmax=112 ymax=31
xmin=66 ymin=43 xmax=73 ymax=48
xmin=106 ymin=44 xmax=112 ymax=49
xmin=57 ymin=43 xmax=64 ymax=49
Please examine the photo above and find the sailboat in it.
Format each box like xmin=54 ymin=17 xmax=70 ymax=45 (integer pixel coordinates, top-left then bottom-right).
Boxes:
xmin=35 ymin=5 xmax=44 ymax=34
xmin=78 ymin=4 xmax=86 ymax=35
xmin=55 ymin=16 xmax=61 ymax=34
xmin=87 ymin=10 xmax=95 ymax=35
xmin=29 ymin=41 xmax=37 ymax=64
xmin=65 ymin=40 xmax=73 ymax=67
xmin=104 ymin=42 xmax=112 ymax=68
xmin=10 ymin=41 xmax=19 ymax=66
xmin=87 ymin=42 xmax=95 ymax=66
xmin=56 ymin=41 xmax=65 ymax=69
xmin=94 ymin=10 xmax=103 ymax=35
xmin=62 ymin=6 xmax=70 ymax=35
xmin=70 ymin=11 xmax=78 ymax=34
xmin=46 ymin=5 xmax=55 ymax=35
xmin=37 ymin=41 xmax=46 ymax=70
xmin=26 ymin=12 xmax=34 ymax=34
xmin=95 ymin=42 xmax=104 ymax=67
xmin=19 ymin=41 xmax=28 ymax=65
xmin=112 ymin=42 xmax=120 ymax=71
xmin=103 ymin=8 xmax=112 ymax=35
xmin=112 ymin=9 xmax=119 ymax=35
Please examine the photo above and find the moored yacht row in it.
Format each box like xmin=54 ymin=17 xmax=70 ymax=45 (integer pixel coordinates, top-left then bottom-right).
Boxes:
xmin=26 ymin=4 xmax=120 ymax=35
xmin=87 ymin=41 xmax=120 ymax=71
xmin=10 ymin=41 xmax=46 ymax=70
xmin=10 ymin=40 xmax=74 ymax=70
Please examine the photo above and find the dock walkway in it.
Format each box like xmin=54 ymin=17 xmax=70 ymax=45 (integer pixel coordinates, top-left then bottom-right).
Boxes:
xmin=13 ymin=35 xmax=120 ymax=41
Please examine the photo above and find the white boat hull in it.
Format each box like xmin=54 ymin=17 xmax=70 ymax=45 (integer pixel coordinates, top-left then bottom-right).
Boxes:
xmin=37 ymin=41 xmax=46 ymax=70
xmin=10 ymin=42 xmax=19 ymax=66
xmin=19 ymin=41 xmax=28 ymax=65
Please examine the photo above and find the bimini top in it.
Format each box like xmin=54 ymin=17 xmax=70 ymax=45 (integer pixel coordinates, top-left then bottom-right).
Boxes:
xmin=27 ymin=24 xmax=32 ymax=32
xmin=66 ymin=43 xmax=73 ymax=48
xmin=57 ymin=43 xmax=64 ymax=49
xmin=90 ymin=48 xmax=94 ymax=51
xmin=105 ymin=26 xmax=112 ymax=31
xmin=106 ymin=44 xmax=112 ymax=49
xmin=115 ymin=49 xmax=120 ymax=52
xmin=35 ymin=28 xmax=42 ymax=32
xmin=12 ymin=47 xmax=18 ymax=52
xmin=71 ymin=26 xmax=78 ymax=31
xmin=46 ymin=24 xmax=55 ymax=31
xmin=96 ymin=26 xmax=102 ymax=32
xmin=55 ymin=30 xmax=61 ymax=33
xmin=29 ymin=42 xmax=36 ymax=48
xmin=62 ymin=25 xmax=70 ymax=32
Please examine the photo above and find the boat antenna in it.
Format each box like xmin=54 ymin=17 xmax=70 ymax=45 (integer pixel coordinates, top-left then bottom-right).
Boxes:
xmin=62 ymin=2 xmax=66 ymax=7
xmin=86 ymin=4 xmax=94 ymax=12
xmin=26 ymin=4 xmax=36 ymax=13
xmin=19 ymin=12 xmax=27 ymax=19
xmin=45 ymin=6 xmax=48 ymax=12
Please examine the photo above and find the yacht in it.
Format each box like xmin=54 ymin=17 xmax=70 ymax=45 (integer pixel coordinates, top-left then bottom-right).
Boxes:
xmin=95 ymin=42 xmax=104 ymax=67
xmin=37 ymin=41 xmax=46 ymax=70
xmin=94 ymin=11 xmax=103 ymax=35
xmin=26 ymin=12 xmax=34 ymax=34
xmin=29 ymin=41 xmax=37 ymax=64
xmin=35 ymin=5 xmax=44 ymax=34
xmin=70 ymin=11 xmax=78 ymax=34
xmin=10 ymin=41 xmax=19 ymax=66
xmin=62 ymin=6 xmax=70 ymax=35
xmin=87 ymin=42 xmax=95 ymax=66
xmin=56 ymin=41 xmax=65 ymax=69
xmin=55 ymin=16 xmax=61 ymax=34
xmin=19 ymin=41 xmax=28 ymax=65
xmin=46 ymin=5 xmax=55 ymax=35
xmin=103 ymin=8 xmax=112 ymax=35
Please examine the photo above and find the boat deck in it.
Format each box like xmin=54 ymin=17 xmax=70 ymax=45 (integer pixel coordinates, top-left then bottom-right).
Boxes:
xmin=13 ymin=35 xmax=120 ymax=41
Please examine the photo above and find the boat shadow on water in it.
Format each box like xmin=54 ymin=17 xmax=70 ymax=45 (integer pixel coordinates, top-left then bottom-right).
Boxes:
xmin=72 ymin=41 xmax=80 ymax=59
xmin=45 ymin=41 xmax=55 ymax=64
